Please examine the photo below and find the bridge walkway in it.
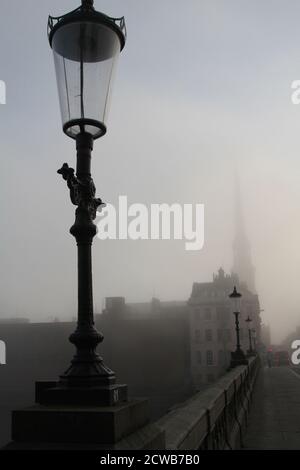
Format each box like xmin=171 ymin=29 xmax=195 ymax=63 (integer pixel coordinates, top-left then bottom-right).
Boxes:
xmin=244 ymin=366 xmax=300 ymax=449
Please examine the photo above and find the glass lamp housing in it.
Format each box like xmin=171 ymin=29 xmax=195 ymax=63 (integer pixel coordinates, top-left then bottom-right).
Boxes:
xmin=229 ymin=286 xmax=242 ymax=313
xmin=48 ymin=5 xmax=126 ymax=139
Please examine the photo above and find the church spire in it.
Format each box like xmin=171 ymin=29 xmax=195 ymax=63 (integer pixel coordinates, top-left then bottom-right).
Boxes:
xmin=232 ymin=173 xmax=256 ymax=293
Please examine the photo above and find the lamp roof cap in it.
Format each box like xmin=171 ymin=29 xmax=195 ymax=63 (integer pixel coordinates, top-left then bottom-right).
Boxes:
xmin=229 ymin=285 xmax=242 ymax=299
xmin=48 ymin=1 xmax=126 ymax=52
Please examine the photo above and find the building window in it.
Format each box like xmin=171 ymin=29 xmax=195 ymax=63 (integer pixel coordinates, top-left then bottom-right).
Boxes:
xmin=218 ymin=350 xmax=224 ymax=365
xmin=195 ymin=329 xmax=201 ymax=343
xmin=204 ymin=308 xmax=212 ymax=320
xmin=217 ymin=329 xmax=222 ymax=342
xmin=194 ymin=308 xmax=201 ymax=321
xmin=216 ymin=308 xmax=223 ymax=321
xmin=196 ymin=351 xmax=202 ymax=364
xmin=206 ymin=350 xmax=213 ymax=365
xmin=205 ymin=329 xmax=213 ymax=341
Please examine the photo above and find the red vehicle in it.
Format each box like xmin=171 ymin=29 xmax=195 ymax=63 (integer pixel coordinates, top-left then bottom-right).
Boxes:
xmin=274 ymin=350 xmax=290 ymax=366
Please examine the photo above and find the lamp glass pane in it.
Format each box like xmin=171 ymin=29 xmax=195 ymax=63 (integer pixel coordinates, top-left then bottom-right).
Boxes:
xmin=231 ymin=296 xmax=241 ymax=313
xmin=52 ymin=21 xmax=121 ymax=138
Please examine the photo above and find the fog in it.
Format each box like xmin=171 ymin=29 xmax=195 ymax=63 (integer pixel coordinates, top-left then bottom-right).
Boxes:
xmin=1 ymin=0 xmax=300 ymax=343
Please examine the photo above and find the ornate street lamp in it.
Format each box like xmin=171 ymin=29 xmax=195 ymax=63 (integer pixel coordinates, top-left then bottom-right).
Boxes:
xmin=245 ymin=315 xmax=255 ymax=357
xmin=229 ymin=286 xmax=248 ymax=368
xmin=48 ymin=0 xmax=126 ymax=140
xmin=37 ymin=0 xmax=127 ymax=405
xmin=251 ymin=328 xmax=257 ymax=352
xmin=5 ymin=1 xmax=163 ymax=450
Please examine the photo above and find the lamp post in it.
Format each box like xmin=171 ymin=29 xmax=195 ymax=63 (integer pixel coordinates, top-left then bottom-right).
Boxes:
xmin=229 ymin=286 xmax=248 ymax=367
xmin=251 ymin=328 xmax=257 ymax=352
xmin=38 ymin=0 xmax=127 ymax=405
xmin=5 ymin=1 xmax=165 ymax=448
xmin=245 ymin=315 xmax=255 ymax=357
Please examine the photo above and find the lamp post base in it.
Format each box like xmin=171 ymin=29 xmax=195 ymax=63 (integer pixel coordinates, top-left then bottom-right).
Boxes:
xmin=4 ymin=424 xmax=165 ymax=450
xmin=4 ymin=381 xmax=166 ymax=449
xmin=5 ymin=399 xmax=165 ymax=449
xmin=230 ymin=349 xmax=248 ymax=368
xmin=35 ymin=381 xmax=128 ymax=406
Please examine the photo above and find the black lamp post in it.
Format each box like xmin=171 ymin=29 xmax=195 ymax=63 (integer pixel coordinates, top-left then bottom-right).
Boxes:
xmin=37 ymin=0 xmax=127 ymax=405
xmin=5 ymin=1 xmax=164 ymax=449
xmin=229 ymin=286 xmax=248 ymax=368
xmin=245 ymin=315 xmax=255 ymax=357
xmin=251 ymin=328 xmax=257 ymax=352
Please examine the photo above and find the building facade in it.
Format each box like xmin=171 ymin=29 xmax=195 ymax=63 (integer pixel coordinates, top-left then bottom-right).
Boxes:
xmin=188 ymin=268 xmax=261 ymax=389
xmin=261 ymin=323 xmax=271 ymax=349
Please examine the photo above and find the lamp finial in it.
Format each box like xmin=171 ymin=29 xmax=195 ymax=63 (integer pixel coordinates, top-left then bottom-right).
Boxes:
xmin=82 ymin=0 xmax=94 ymax=10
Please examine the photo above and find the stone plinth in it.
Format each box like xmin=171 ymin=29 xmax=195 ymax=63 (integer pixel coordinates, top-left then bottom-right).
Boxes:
xmin=11 ymin=399 xmax=149 ymax=444
xmin=35 ymin=381 xmax=128 ymax=407
xmin=3 ymin=382 xmax=166 ymax=450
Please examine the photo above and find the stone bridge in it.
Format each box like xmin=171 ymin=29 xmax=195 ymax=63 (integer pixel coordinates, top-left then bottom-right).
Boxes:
xmin=155 ymin=357 xmax=300 ymax=450
xmin=5 ymin=356 xmax=300 ymax=450
xmin=156 ymin=356 xmax=260 ymax=450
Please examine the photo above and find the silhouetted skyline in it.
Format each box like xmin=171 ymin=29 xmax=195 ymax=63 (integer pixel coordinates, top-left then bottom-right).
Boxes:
xmin=1 ymin=0 xmax=300 ymax=342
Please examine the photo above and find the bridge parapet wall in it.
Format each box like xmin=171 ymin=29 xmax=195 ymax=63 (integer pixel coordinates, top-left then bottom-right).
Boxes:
xmin=156 ymin=356 xmax=260 ymax=450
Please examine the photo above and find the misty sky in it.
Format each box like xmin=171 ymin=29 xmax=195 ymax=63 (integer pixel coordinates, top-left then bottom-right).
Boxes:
xmin=1 ymin=0 xmax=300 ymax=342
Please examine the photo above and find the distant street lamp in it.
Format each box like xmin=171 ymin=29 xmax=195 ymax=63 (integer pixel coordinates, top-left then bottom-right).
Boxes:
xmin=245 ymin=315 xmax=255 ymax=357
xmin=251 ymin=328 xmax=257 ymax=352
xmin=229 ymin=286 xmax=248 ymax=368
xmin=38 ymin=0 xmax=127 ymax=405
